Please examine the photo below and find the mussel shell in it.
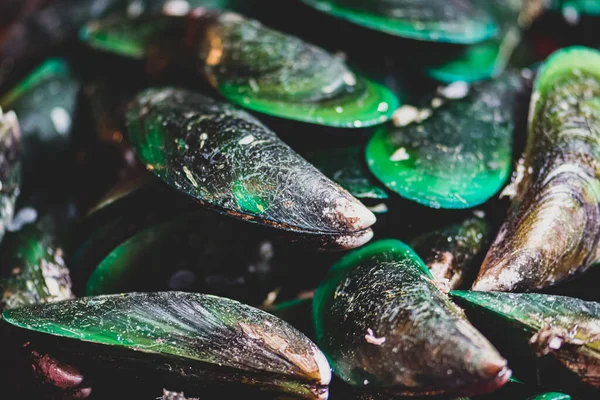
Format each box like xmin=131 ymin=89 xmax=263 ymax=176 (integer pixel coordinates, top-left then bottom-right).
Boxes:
xmin=0 ymin=58 xmax=79 ymax=189
xmin=472 ymin=46 xmax=600 ymax=292
xmin=2 ymin=292 xmax=332 ymax=399
xmin=126 ymin=87 xmax=375 ymax=249
xmin=196 ymin=11 xmax=398 ymax=127
xmin=0 ymin=209 xmax=73 ymax=310
xmin=313 ymin=239 xmax=510 ymax=396
xmin=0 ymin=109 xmax=20 ymax=243
xmin=81 ymin=12 xmax=399 ymax=127
xmin=366 ymin=71 xmax=525 ymax=209
xmin=298 ymin=0 xmax=498 ymax=44
xmin=424 ymin=0 xmax=525 ymax=83
xmin=452 ymin=290 xmax=600 ymax=390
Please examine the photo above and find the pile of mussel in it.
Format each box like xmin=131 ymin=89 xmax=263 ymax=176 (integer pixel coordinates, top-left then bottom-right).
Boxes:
xmin=0 ymin=0 xmax=599 ymax=399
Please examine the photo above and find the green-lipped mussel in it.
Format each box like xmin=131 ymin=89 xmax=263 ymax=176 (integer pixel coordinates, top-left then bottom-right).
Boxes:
xmin=410 ymin=213 xmax=491 ymax=291
xmin=2 ymin=292 xmax=332 ymax=399
xmin=0 ymin=211 xmax=73 ymax=310
xmin=472 ymin=47 xmax=600 ymax=292
xmin=313 ymin=239 xmax=511 ymax=396
xmin=299 ymin=0 xmax=498 ymax=44
xmin=366 ymin=71 xmax=524 ymax=209
xmin=81 ymin=10 xmax=398 ymax=127
xmin=0 ymin=58 xmax=79 ymax=189
xmin=452 ymin=291 xmax=600 ymax=390
xmin=126 ymin=87 xmax=376 ymax=249
xmin=0 ymin=108 xmax=21 ymax=244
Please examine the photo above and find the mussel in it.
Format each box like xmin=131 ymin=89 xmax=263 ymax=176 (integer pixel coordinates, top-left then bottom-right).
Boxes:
xmin=452 ymin=290 xmax=600 ymax=390
xmin=0 ymin=211 xmax=74 ymax=310
xmin=303 ymin=143 xmax=389 ymax=213
xmin=473 ymin=47 xmax=600 ymax=292
xmin=313 ymin=239 xmax=511 ymax=396
xmin=0 ymin=58 xmax=79 ymax=195
xmin=126 ymin=87 xmax=376 ymax=249
xmin=366 ymin=71 xmax=525 ymax=209
xmin=2 ymin=292 xmax=332 ymax=399
xmin=298 ymin=0 xmax=498 ymax=44
xmin=0 ymin=108 xmax=20 ymax=244
xmin=81 ymin=9 xmax=399 ymax=127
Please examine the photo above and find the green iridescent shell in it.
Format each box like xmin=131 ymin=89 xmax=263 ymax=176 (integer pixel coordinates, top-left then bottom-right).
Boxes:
xmin=452 ymin=291 xmax=600 ymax=389
xmin=366 ymin=72 xmax=523 ymax=209
xmin=299 ymin=0 xmax=497 ymax=44
xmin=81 ymin=12 xmax=398 ymax=127
xmin=3 ymin=292 xmax=331 ymax=399
xmin=472 ymin=47 xmax=600 ymax=292
xmin=126 ymin=88 xmax=375 ymax=249
xmin=313 ymin=239 xmax=510 ymax=396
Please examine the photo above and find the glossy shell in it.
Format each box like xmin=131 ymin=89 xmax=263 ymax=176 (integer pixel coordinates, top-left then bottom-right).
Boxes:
xmin=313 ymin=239 xmax=510 ymax=396
xmin=82 ymin=12 xmax=399 ymax=127
xmin=3 ymin=292 xmax=331 ymax=398
xmin=473 ymin=47 xmax=600 ymax=291
xmin=452 ymin=290 xmax=600 ymax=388
xmin=126 ymin=88 xmax=375 ymax=249
xmin=366 ymin=72 xmax=523 ymax=209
